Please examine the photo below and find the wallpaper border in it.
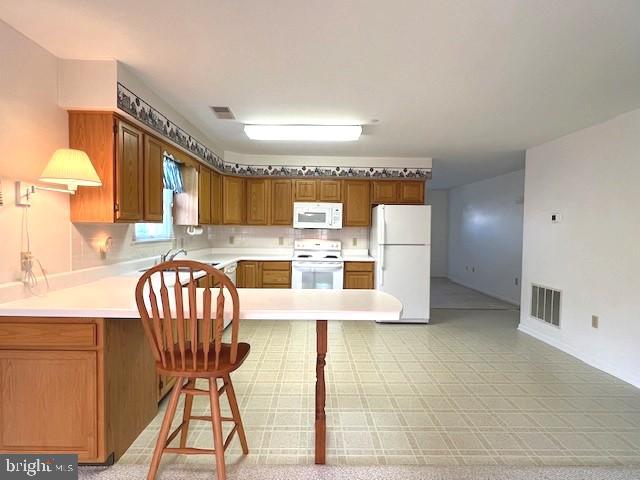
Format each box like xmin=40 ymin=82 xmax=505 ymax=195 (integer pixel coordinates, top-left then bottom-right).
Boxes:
xmin=117 ymin=82 xmax=432 ymax=180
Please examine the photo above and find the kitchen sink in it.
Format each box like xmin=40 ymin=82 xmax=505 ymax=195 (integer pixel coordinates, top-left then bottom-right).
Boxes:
xmin=138 ymin=262 xmax=220 ymax=273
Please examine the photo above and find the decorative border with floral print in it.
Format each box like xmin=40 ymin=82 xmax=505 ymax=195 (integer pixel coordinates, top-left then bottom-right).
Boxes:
xmin=117 ymin=83 xmax=432 ymax=180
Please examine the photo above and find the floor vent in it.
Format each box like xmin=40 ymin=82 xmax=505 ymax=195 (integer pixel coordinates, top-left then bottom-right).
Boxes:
xmin=531 ymin=284 xmax=561 ymax=327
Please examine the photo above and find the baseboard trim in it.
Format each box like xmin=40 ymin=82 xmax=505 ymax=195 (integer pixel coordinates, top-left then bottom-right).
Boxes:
xmin=446 ymin=275 xmax=520 ymax=306
xmin=517 ymin=323 xmax=640 ymax=389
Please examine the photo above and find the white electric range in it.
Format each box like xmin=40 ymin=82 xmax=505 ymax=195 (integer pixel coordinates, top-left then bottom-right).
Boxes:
xmin=291 ymin=239 xmax=344 ymax=290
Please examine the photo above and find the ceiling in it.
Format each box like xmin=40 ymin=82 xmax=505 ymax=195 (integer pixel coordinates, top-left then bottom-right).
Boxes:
xmin=2 ymin=0 xmax=639 ymax=188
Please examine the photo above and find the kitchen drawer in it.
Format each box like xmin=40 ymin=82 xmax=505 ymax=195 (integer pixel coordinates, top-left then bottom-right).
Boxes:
xmin=262 ymin=283 xmax=291 ymax=289
xmin=0 ymin=322 xmax=97 ymax=348
xmin=262 ymin=270 xmax=290 ymax=285
xmin=344 ymin=261 xmax=374 ymax=272
xmin=261 ymin=261 xmax=291 ymax=271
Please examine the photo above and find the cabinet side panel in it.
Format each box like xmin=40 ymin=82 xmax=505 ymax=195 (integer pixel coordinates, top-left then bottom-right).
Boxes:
xmin=69 ymin=112 xmax=116 ymax=223
xmin=104 ymin=319 xmax=157 ymax=460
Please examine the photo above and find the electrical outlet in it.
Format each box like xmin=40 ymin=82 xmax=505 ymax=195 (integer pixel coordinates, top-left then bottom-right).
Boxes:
xmin=515 ymin=277 xmax=519 ymax=286
xmin=352 ymin=238 xmax=357 ymax=247
xmin=21 ymin=251 xmax=33 ymax=272
xmin=278 ymin=237 xmax=284 ymax=246
xmin=592 ymin=315 xmax=599 ymax=329
xmin=472 ymin=267 xmax=475 ymax=273
xmin=229 ymin=235 xmax=235 ymax=245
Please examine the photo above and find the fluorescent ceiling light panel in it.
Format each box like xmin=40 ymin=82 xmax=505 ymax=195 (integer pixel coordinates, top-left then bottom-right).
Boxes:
xmin=244 ymin=124 xmax=362 ymax=141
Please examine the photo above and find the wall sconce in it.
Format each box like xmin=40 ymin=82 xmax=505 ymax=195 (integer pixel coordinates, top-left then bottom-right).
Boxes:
xmin=16 ymin=149 xmax=102 ymax=206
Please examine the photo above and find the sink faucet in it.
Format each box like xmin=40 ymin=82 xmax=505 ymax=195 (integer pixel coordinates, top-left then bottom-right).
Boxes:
xmin=160 ymin=248 xmax=188 ymax=263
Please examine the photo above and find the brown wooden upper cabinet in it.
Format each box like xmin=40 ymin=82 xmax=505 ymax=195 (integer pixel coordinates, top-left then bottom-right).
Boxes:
xmin=398 ymin=180 xmax=425 ymax=204
xmin=143 ymin=135 xmax=164 ymax=222
xmin=271 ymin=179 xmax=293 ymax=225
xmin=318 ymin=180 xmax=342 ymax=202
xmin=343 ymin=180 xmax=371 ymax=226
xmin=114 ymin=121 xmax=144 ymax=222
xmin=198 ymin=167 xmax=212 ymax=225
xmin=245 ymin=178 xmax=270 ymax=225
xmin=371 ymin=181 xmax=398 ymax=204
xmin=223 ymin=176 xmax=246 ymax=224
xmin=210 ymin=170 xmax=223 ymax=225
xmin=293 ymin=179 xmax=342 ymax=202
xmin=371 ymin=180 xmax=424 ymax=205
xmin=293 ymin=179 xmax=317 ymax=201
xmin=69 ymin=112 xmax=146 ymax=223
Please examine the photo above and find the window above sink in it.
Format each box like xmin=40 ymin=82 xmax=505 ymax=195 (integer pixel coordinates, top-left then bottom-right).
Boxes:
xmin=134 ymin=189 xmax=174 ymax=243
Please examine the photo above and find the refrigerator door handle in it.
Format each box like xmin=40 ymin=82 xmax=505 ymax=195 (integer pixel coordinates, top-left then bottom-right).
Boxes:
xmin=379 ymin=205 xmax=386 ymax=244
xmin=377 ymin=206 xmax=385 ymax=287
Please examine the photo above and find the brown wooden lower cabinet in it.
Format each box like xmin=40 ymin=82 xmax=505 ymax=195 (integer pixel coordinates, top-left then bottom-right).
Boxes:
xmin=236 ymin=261 xmax=291 ymax=288
xmin=236 ymin=261 xmax=261 ymax=288
xmin=261 ymin=261 xmax=291 ymax=288
xmin=196 ymin=274 xmax=221 ymax=289
xmin=0 ymin=317 xmax=158 ymax=464
xmin=344 ymin=262 xmax=375 ymax=289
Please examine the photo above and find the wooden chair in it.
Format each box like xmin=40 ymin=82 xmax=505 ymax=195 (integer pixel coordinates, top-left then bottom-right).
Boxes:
xmin=135 ymin=260 xmax=250 ymax=480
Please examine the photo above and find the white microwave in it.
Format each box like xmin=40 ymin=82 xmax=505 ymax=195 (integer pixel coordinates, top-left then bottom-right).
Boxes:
xmin=293 ymin=202 xmax=343 ymax=229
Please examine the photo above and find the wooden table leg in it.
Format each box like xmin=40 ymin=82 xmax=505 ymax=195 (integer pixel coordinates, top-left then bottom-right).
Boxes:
xmin=315 ymin=320 xmax=327 ymax=464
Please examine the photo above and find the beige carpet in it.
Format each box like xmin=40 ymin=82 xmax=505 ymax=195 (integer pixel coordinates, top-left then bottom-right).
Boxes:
xmin=78 ymin=464 xmax=640 ymax=480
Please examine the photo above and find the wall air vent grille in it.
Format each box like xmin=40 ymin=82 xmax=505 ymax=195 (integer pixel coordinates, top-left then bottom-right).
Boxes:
xmin=210 ymin=106 xmax=235 ymax=120
xmin=531 ymin=284 xmax=561 ymax=327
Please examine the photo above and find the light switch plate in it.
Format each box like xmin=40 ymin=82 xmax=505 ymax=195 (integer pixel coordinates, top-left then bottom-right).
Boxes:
xmin=592 ymin=315 xmax=599 ymax=329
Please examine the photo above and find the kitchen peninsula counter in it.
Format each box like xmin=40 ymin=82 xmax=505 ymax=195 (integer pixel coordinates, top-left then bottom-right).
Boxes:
xmin=0 ymin=267 xmax=399 ymax=465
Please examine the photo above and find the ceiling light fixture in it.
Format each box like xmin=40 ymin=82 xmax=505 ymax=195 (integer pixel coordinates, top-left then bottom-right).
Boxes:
xmin=244 ymin=124 xmax=362 ymax=142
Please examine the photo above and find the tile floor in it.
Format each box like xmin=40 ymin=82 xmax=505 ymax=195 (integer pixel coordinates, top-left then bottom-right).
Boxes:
xmin=431 ymin=278 xmax=518 ymax=310
xmin=119 ymin=309 xmax=640 ymax=467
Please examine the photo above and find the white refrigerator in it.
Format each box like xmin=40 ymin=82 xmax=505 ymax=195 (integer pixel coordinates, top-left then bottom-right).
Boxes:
xmin=369 ymin=204 xmax=431 ymax=323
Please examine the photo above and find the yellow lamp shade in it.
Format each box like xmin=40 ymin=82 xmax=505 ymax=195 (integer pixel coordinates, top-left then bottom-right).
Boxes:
xmin=39 ymin=149 xmax=102 ymax=191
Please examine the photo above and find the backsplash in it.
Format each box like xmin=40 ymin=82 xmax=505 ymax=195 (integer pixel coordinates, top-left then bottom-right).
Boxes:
xmin=207 ymin=226 xmax=369 ymax=250
xmin=71 ymin=224 xmax=369 ymax=270
xmin=71 ymin=224 xmax=214 ymax=270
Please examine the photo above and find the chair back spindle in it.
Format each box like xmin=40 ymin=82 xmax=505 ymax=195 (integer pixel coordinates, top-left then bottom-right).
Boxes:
xmin=135 ymin=260 xmax=241 ymax=373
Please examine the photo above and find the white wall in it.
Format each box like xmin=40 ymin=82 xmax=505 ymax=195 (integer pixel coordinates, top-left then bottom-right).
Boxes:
xmin=117 ymin=63 xmax=223 ymax=157
xmin=58 ymin=59 xmax=117 ymax=110
xmin=427 ymin=189 xmax=448 ymax=277
xmin=519 ymin=108 xmax=640 ymax=388
xmin=448 ymin=169 xmax=524 ymax=304
xmin=0 ymin=20 xmax=71 ymax=284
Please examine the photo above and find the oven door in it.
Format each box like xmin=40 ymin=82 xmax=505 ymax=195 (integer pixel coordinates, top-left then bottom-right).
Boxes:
xmin=292 ymin=261 xmax=344 ymax=290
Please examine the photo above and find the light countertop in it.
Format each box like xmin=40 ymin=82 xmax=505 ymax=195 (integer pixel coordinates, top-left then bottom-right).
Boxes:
xmin=0 ymin=275 xmax=400 ymax=321
xmin=0 ymin=248 xmax=394 ymax=320
xmin=184 ymin=249 xmax=375 ymax=271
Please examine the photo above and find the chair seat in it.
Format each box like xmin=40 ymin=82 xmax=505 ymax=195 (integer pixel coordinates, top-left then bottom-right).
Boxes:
xmin=156 ymin=342 xmax=250 ymax=378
